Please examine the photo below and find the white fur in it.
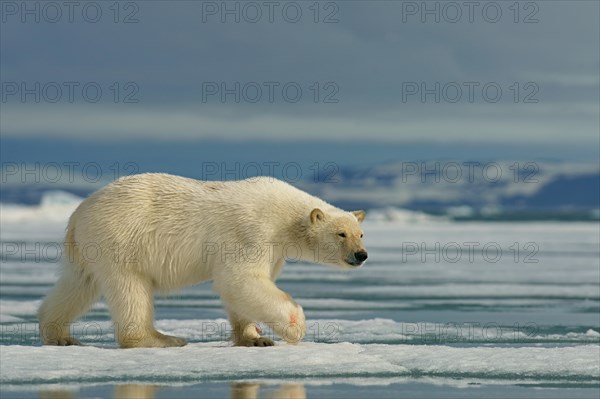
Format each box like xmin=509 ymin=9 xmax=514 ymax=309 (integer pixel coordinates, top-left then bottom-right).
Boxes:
xmin=38 ymin=173 xmax=366 ymax=347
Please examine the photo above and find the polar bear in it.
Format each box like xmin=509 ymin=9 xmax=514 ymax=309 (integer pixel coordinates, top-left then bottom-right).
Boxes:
xmin=38 ymin=173 xmax=367 ymax=348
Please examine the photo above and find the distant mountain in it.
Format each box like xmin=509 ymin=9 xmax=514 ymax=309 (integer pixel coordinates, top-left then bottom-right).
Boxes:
xmin=299 ymin=160 xmax=600 ymax=219
xmin=505 ymin=174 xmax=600 ymax=209
xmin=0 ymin=139 xmax=600 ymax=219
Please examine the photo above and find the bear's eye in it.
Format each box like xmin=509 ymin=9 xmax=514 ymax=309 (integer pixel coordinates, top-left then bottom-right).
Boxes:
xmin=338 ymin=233 xmax=346 ymax=238
xmin=360 ymin=233 xmax=364 ymax=238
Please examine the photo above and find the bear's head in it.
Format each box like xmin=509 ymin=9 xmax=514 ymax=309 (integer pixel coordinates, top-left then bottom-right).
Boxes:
xmin=307 ymin=208 xmax=368 ymax=268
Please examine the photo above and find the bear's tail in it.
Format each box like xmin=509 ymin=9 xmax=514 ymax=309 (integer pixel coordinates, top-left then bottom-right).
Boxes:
xmin=64 ymin=216 xmax=85 ymax=271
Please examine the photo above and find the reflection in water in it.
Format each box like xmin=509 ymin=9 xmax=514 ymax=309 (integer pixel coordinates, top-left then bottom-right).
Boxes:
xmin=231 ymin=383 xmax=306 ymax=399
xmin=39 ymin=382 xmax=306 ymax=399
xmin=39 ymin=391 xmax=74 ymax=399
xmin=114 ymin=384 xmax=159 ymax=398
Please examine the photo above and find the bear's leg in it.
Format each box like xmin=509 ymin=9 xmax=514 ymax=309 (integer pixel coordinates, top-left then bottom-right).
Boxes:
xmin=217 ymin=276 xmax=306 ymax=346
xmin=227 ymin=309 xmax=274 ymax=347
xmin=102 ymin=274 xmax=187 ymax=348
xmin=38 ymin=266 xmax=100 ymax=346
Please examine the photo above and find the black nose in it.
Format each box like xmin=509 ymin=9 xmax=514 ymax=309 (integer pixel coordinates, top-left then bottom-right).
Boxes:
xmin=355 ymin=251 xmax=368 ymax=262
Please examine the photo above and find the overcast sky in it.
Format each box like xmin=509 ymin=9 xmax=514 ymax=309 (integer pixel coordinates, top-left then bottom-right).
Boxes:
xmin=1 ymin=1 xmax=598 ymax=147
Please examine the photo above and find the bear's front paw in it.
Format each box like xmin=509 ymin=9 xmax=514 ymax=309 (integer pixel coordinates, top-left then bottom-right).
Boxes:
xmin=238 ymin=337 xmax=275 ymax=347
xmin=249 ymin=337 xmax=275 ymax=347
xmin=280 ymin=304 xmax=306 ymax=344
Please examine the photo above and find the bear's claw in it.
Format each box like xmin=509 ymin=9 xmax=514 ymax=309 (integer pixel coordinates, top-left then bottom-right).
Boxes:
xmin=244 ymin=337 xmax=275 ymax=347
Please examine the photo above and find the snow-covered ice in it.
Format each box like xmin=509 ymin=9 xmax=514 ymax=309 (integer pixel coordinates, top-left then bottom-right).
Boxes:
xmin=2 ymin=342 xmax=599 ymax=388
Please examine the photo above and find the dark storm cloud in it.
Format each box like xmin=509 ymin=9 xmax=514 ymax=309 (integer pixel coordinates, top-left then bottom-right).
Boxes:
xmin=1 ymin=1 xmax=598 ymax=143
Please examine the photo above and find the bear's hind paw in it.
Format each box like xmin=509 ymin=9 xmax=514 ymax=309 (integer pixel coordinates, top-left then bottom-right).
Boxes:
xmin=45 ymin=336 xmax=81 ymax=346
xmin=120 ymin=332 xmax=187 ymax=348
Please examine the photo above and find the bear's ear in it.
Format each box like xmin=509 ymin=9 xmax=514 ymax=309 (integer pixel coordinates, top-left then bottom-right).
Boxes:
xmin=310 ymin=208 xmax=325 ymax=224
xmin=352 ymin=210 xmax=366 ymax=223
